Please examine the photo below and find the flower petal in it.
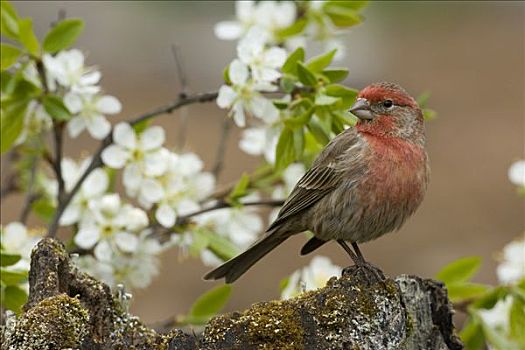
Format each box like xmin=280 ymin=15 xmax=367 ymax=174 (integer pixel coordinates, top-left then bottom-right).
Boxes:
xmin=83 ymin=168 xmax=109 ymax=197
xmin=81 ymin=70 xmax=101 ymax=85
xmin=144 ymin=148 xmax=169 ymax=177
xmin=156 ymin=204 xmax=177 ymax=228
xmin=59 ymin=203 xmax=81 ymax=226
xmin=239 ymin=128 xmax=265 ymax=155
xmin=94 ymin=240 xmax=113 ymax=262
xmin=115 ymin=231 xmax=139 ymax=253
xmin=264 ymin=47 xmax=287 ymax=67
xmin=67 ymin=116 xmax=86 ymax=138
xmin=64 ymin=93 xmax=83 ymax=113
xmin=122 ymin=163 xmax=143 ymax=196
xmin=113 ymin=123 xmax=137 ymax=149
xmin=140 ymin=126 xmax=165 ymax=151
xmin=96 ymin=95 xmax=122 ymax=115
xmin=74 ymin=226 xmax=101 ymax=249
xmin=232 ymin=101 xmax=246 ymax=127
xmin=3 ymin=222 xmax=28 ymax=251
xmin=217 ymin=85 xmax=237 ymax=109
xmin=139 ymin=178 xmax=165 ymax=204
xmin=229 ymin=59 xmax=249 ymax=85
xmin=101 ymin=145 xmax=129 ymax=168
xmin=214 ymin=21 xmax=242 ymax=40
xmin=86 ymin=114 xmax=111 ymax=139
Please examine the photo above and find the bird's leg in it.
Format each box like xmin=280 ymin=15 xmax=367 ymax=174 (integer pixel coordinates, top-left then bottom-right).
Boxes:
xmin=351 ymin=242 xmax=366 ymax=265
xmin=337 ymin=240 xmax=361 ymax=266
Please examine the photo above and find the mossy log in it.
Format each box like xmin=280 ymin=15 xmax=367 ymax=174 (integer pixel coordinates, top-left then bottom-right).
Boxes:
xmin=1 ymin=238 xmax=463 ymax=350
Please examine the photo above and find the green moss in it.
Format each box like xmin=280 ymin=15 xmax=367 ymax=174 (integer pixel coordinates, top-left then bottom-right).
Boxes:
xmin=6 ymin=294 xmax=89 ymax=350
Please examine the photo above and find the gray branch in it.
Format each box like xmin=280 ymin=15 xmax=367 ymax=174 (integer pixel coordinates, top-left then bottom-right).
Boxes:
xmin=1 ymin=238 xmax=463 ymax=350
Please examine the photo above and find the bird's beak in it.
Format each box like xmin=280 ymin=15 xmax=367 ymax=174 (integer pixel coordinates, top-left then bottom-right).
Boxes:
xmin=349 ymin=98 xmax=373 ymax=120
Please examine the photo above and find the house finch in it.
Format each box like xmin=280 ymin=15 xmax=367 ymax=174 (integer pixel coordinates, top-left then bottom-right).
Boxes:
xmin=205 ymin=82 xmax=430 ymax=283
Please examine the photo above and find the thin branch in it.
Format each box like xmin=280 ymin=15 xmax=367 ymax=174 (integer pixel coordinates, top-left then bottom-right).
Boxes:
xmin=171 ymin=44 xmax=188 ymax=98
xmin=151 ymin=198 xmax=285 ymax=242
xmin=52 ymin=122 xmax=66 ymax=204
xmin=0 ymin=173 xmax=19 ymax=199
xmin=47 ymin=91 xmax=218 ymax=238
xmin=211 ymin=119 xmax=232 ymax=180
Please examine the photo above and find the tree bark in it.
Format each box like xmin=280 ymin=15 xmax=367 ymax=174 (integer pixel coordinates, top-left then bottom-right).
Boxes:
xmin=1 ymin=238 xmax=463 ymax=350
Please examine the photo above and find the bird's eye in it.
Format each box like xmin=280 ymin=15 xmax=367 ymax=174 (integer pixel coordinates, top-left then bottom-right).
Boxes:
xmin=382 ymin=99 xmax=393 ymax=109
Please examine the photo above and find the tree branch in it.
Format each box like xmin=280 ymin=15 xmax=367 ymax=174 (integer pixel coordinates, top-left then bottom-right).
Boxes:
xmin=212 ymin=119 xmax=232 ymax=180
xmin=46 ymin=91 xmax=218 ymax=238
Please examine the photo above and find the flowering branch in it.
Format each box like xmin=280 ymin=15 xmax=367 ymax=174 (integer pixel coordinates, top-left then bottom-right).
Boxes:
xmin=46 ymin=91 xmax=219 ymax=238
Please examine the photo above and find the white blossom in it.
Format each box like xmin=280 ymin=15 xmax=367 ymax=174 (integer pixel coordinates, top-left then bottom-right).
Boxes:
xmin=0 ymin=222 xmax=42 ymax=272
xmin=281 ymin=256 xmax=342 ymax=299
xmin=153 ymin=152 xmax=215 ymax=228
xmin=64 ymin=92 xmax=121 ymax=139
xmin=217 ymin=60 xmax=279 ymax=127
xmin=508 ymin=160 xmax=525 ymax=187
xmin=43 ymin=49 xmax=101 ymax=94
xmin=45 ymin=157 xmax=109 ymax=226
xmin=496 ymin=236 xmax=525 ymax=284
xmin=73 ymin=230 xmax=163 ymax=290
xmin=101 ymin=123 xmax=168 ymax=200
xmin=237 ymin=28 xmax=286 ymax=83
xmin=214 ymin=1 xmax=296 ymax=43
xmin=73 ymin=194 xmax=148 ymax=251
xmin=239 ymin=126 xmax=280 ymax=163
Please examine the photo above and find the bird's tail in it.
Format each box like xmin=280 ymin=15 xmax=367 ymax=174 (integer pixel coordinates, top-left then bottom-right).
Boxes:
xmin=203 ymin=229 xmax=288 ymax=283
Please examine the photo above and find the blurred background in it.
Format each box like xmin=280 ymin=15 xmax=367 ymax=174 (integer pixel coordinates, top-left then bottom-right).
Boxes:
xmin=2 ymin=1 xmax=523 ymax=324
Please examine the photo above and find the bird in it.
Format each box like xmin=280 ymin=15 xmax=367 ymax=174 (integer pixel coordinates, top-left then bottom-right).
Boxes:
xmin=204 ymin=82 xmax=430 ymax=283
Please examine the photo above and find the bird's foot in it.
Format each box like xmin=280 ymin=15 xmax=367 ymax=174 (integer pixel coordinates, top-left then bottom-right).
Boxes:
xmin=342 ymin=261 xmax=385 ymax=283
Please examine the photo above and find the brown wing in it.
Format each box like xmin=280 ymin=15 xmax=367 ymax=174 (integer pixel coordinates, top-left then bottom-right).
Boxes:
xmin=267 ymin=127 xmax=363 ymax=231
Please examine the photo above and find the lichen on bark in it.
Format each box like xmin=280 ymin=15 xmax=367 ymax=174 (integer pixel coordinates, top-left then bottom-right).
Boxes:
xmin=1 ymin=238 xmax=463 ymax=350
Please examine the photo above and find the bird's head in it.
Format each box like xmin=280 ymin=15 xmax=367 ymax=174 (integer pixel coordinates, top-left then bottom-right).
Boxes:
xmin=350 ymin=82 xmax=425 ymax=145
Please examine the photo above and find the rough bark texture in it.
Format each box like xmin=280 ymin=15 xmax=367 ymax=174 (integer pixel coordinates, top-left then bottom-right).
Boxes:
xmin=1 ymin=238 xmax=463 ymax=350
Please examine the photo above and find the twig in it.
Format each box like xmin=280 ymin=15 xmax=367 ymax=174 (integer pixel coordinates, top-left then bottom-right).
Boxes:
xmin=152 ymin=198 xmax=285 ymax=242
xmin=47 ymin=91 xmax=219 ymax=238
xmin=211 ymin=119 xmax=232 ymax=180
xmin=171 ymin=44 xmax=190 ymax=149
xmin=52 ymin=122 xmax=66 ymax=204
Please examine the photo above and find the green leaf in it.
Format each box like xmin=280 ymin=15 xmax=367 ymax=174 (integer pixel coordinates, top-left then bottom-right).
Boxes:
xmin=293 ymin=128 xmax=305 ymax=159
xmin=0 ymin=252 xmax=21 ymax=267
xmin=17 ymin=18 xmax=39 ymax=56
xmin=132 ymin=118 xmax=151 ymax=134
xmin=325 ymin=1 xmax=368 ymax=11
xmin=279 ymin=276 xmax=290 ymax=293
xmin=0 ymin=0 xmax=19 ymax=40
xmin=322 ymin=68 xmax=349 ymax=83
xmin=273 ymin=99 xmax=289 ymax=110
xmin=275 ymin=128 xmax=295 ymax=171
xmin=188 ymin=230 xmax=210 ymax=257
xmin=324 ymin=84 xmax=358 ymax=109
xmin=276 ymin=18 xmax=308 ymax=38
xmin=42 ymin=94 xmax=71 ymax=121
xmin=297 ymin=62 xmax=318 ymax=87
xmin=186 ymin=285 xmax=232 ymax=324
xmin=472 ymin=286 xmax=509 ymax=310
xmin=1 ymin=43 xmax=21 ymax=70
xmin=510 ymin=297 xmax=525 ymax=347
xmin=223 ymin=65 xmax=231 ymax=85
xmin=1 ymin=97 xmax=29 ymax=153
xmin=43 ymin=19 xmax=84 ymax=53
xmin=447 ymin=282 xmax=488 ymax=302
xmin=280 ymin=75 xmax=296 ymax=93
xmin=206 ymin=233 xmax=240 ymax=261
xmin=315 ymin=94 xmax=341 ymax=106
xmin=0 ymin=268 xmax=27 ymax=285
xmin=2 ymin=285 xmax=27 ymax=314
xmin=423 ymin=108 xmax=437 ymax=121
xmin=227 ymin=173 xmax=250 ymax=205
xmin=436 ymin=256 xmax=482 ymax=285
xmin=282 ymin=47 xmax=305 ymax=76
xmin=307 ymin=117 xmax=330 ymax=145
xmin=324 ymin=5 xmax=362 ymax=27
xmin=306 ymin=49 xmax=336 ymax=73
xmin=31 ymin=198 xmax=55 ymax=223
xmin=459 ymin=318 xmax=485 ymax=350
xmin=284 ymin=106 xmax=313 ymax=129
